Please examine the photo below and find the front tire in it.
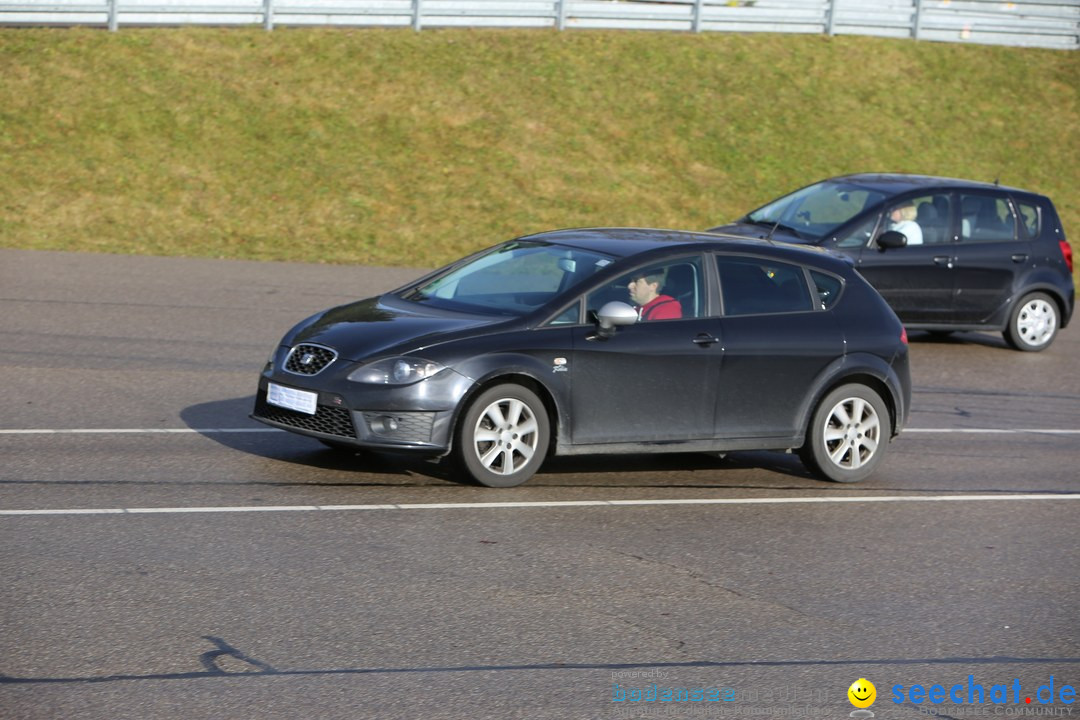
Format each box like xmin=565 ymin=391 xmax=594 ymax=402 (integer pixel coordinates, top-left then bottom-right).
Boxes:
xmin=1004 ymin=292 xmax=1058 ymax=352
xmin=799 ymin=384 xmax=891 ymax=483
xmin=455 ymin=384 xmax=550 ymax=488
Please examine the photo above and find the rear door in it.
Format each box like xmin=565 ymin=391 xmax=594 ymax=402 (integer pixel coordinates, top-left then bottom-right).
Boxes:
xmin=950 ymin=191 xmax=1032 ymax=323
xmin=712 ymin=256 xmax=845 ymax=439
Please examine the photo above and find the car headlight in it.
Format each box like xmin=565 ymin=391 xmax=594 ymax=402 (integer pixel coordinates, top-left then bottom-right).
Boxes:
xmin=347 ymin=357 xmax=446 ymax=385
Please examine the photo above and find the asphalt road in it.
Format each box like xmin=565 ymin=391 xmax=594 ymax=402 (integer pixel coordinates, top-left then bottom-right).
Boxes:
xmin=2 ymin=248 xmax=1078 ymax=720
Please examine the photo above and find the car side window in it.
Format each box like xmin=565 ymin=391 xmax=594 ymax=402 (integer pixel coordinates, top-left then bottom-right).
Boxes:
xmin=960 ymin=194 xmax=1017 ymax=243
xmin=835 ymin=215 xmax=878 ymax=248
xmin=585 ymin=257 xmax=704 ymax=322
xmin=916 ymin=194 xmax=951 ymax=245
xmin=1016 ymin=200 xmax=1040 ymax=239
xmin=547 ymin=301 xmax=581 ymax=326
xmin=879 ymin=195 xmax=946 ymax=247
xmin=810 ymin=270 xmax=843 ymax=310
xmin=718 ymin=257 xmax=813 ymax=316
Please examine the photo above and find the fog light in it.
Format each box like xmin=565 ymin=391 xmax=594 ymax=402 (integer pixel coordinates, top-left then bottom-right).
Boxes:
xmin=370 ymin=416 xmax=399 ymax=434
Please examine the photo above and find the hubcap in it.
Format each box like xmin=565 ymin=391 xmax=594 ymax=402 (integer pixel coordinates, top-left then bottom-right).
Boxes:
xmin=1016 ymin=299 xmax=1057 ymax=347
xmin=472 ymin=398 xmax=540 ymax=476
xmin=822 ymin=397 xmax=881 ymax=471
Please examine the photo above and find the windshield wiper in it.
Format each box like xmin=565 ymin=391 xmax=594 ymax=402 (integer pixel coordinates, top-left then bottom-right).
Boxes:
xmin=746 ymin=217 xmax=804 ymax=239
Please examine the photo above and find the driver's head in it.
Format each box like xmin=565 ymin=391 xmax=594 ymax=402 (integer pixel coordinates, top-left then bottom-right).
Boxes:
xmin=627 ymin=269 xmax=665 ymax=305
xmin=890 ymin=203 xmax=917 ymax=222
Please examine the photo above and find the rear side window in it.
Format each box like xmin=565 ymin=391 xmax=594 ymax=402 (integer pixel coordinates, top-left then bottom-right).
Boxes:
xmin=810 ymin=270 xmax=843 ymax=310
xmin=959 ymin=194 xmax=1017 ymax=243
xmin=718 ymin=257 xmax=813 ymax=316
xmin=1016 ymin=200 xmax=1040 ymax=239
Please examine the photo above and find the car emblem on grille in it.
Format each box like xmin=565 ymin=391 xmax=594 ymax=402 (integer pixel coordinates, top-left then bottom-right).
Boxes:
xmin=285 ymin=344 xmax=336 ymax=376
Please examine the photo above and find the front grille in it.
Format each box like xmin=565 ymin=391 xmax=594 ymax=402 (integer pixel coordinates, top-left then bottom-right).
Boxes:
xmin=254 ymin=395 xmax=356 ymax=439
xmin=285 ymin=344 xmax=337 ymax=376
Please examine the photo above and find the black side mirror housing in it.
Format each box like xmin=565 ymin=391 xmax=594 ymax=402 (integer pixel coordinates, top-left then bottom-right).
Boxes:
xmin=877 ymin=230 xmax=908 ymax=251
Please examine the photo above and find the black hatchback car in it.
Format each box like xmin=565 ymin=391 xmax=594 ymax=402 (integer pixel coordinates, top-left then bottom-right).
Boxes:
xmin=708 ymin=174 xmax=1075 ymax=351
xmin=253 ymin=228 xmax=910 ymax=487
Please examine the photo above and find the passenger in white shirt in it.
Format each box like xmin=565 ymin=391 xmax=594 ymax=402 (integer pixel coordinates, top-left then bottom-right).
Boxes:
xmin=888 ymin=202 xmax=923 ymax=245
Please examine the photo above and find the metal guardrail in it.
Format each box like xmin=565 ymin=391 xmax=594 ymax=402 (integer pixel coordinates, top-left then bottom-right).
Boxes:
xmin=1 ymin=0 xmax=1076 ymax=50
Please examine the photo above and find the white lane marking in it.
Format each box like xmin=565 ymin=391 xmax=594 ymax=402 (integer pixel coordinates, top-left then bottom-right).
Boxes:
xmin=904 ymin=428 xmax=1080 ymax=434
xmin=3 ymin=494 xmax=1079 ymax=517
xmin=1 ymin=427 xmax=1079 ymax=436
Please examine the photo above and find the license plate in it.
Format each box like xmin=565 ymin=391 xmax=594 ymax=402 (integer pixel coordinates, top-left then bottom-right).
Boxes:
xmin=267 ymin=383 xmax=318 ymax=415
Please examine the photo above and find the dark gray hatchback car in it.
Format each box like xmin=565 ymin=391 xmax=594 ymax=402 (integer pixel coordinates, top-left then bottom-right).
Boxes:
xmin=708 ymin=174 xmax=1075 ymax=351
xmin=253 ymin=228 xmax=911 ymax=488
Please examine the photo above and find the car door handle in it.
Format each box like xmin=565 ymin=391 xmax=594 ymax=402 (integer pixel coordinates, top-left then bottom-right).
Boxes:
xmin=1011 ymin=253 xmax=1028 ymax=263
xmin=933 ymin=256 xmax=954 ymax=269
xmin=693 ymin=333 xmax=720 ymax=347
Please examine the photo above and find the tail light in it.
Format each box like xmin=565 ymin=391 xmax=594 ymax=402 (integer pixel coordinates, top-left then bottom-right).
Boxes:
xmin=1060 ymin=240 xmax=1074 ymax=273
xmin=901 ymin=328 xmax=908 ymax=345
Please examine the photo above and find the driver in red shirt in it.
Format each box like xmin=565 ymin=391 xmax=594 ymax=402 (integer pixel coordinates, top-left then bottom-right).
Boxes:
xmin=628 ymin=269 xmax=682 ymax=321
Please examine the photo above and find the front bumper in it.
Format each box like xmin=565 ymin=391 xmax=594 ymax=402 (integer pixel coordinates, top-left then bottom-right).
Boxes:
xmin=251 ymin=368 xmax=472 ymax=454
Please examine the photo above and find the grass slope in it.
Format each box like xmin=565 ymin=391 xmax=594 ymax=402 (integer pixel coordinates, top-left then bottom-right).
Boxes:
xmin=1 ymin=28 xmax=1077 ymax=270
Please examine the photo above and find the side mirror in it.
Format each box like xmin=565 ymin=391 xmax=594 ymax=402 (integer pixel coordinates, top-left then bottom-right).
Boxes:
xmin=877 ymin=230 xmax=908 ymax=251
xmin=595 ymin=301 xmax=638 ymax=337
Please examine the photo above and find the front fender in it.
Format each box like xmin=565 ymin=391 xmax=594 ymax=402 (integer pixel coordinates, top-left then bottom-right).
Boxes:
xmin=450 ymin=351 xmax=573 ymax=450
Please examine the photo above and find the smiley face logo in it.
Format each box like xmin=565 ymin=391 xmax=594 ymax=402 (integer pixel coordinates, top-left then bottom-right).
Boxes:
xmin=848 ymin=678 xmax=877 ymax=709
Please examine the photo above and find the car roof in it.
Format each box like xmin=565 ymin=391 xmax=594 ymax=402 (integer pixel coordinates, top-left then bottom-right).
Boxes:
xmin=822 ymin=173 xmax=1035 ymax=197
xmin=515 ymin=227 xmax=850 ymax=268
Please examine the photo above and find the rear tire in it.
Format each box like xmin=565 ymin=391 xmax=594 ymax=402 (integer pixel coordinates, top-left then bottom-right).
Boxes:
xmin=454 ymin=384 xmax=550 ymax=488
xmin=799 ymin=384 xmax=891 ymax=483
xmin=1004 ymin=292 xmax=1058 ymax=352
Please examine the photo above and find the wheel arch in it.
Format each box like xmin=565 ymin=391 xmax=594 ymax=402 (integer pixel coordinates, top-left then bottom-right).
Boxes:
xmin=1009 ymin=283 xmax=1073 ymax=330
xmin=799 ymin=365 xmax=902 ymax=447
xmin=449 ymin=369 xmax=561 ymax=459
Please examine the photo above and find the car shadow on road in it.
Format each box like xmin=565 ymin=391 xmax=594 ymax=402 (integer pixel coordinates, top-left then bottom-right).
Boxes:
xmin=181 ymin=396 xmax=821 ymax=488
xmin=179 ymin=396 xmax=424 ymax=478
xmin=534 ymin=450 xmax=818 ymax=487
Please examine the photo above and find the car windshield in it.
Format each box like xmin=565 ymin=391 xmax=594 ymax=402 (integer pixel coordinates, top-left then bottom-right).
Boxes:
xmin=399 ymin=241 xmax=615 ymax=316
xmin=746 ymin=180 xmax=889 ymax=242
